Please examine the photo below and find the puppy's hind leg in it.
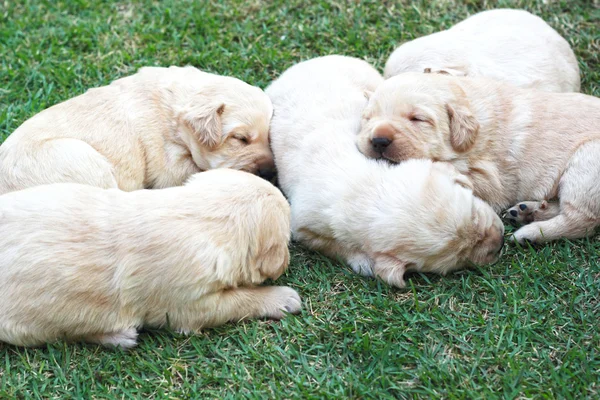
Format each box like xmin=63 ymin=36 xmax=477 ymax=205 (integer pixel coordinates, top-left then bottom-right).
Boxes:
xmin=513 ymin=141 xmax=600 ymax=244
xmin=5 ymin=138 xmax=119 ymax=191
xmin=168 ymin=286 xmax=302 ymax=334
xmin=372 ymin=254 xmax=408 ymax=288
xmin=504 ymin=200 xmax=560 ymax=226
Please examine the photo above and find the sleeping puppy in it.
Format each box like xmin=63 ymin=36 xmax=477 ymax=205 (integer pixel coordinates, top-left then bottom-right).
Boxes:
xmin=356 ymin=72 xmax=600 ymax=244
xmin=385 ymin=9 xmax=580 ymax=93
xmin=266 ymin=55 xmax=504 ymax=288
xmin=0 ymin=169 xmax=299 ymax=348
xmin=0 ymin=66 xmax=275 ymax=194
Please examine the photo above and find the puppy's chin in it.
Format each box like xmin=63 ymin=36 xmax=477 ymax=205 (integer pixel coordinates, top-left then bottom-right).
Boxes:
xmin=355 ymin=137 xmax=399 ymax=166
xmin=355 ymin=135 xmax=378 ymax=159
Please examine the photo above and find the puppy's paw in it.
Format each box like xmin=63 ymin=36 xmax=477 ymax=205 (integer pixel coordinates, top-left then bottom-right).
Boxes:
xmin=263 ymin=286 xmax=302 ymax=320
xmin=377 ymin=270 xmax=406 ymax=288
xmin=511 ymin=224 xmax=542 ymax=246
xmin=87 ymin=328 xmax=138 ymax=349
xmin=347 ymin=253 xmax=375 ymax=277
xmin=373 ymin=255 xmax=407 ymax=288
xmin=504 ymin=201 xmax=546 ymax=226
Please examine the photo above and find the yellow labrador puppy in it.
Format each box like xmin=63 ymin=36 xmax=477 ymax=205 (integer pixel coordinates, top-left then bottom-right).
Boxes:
xmin=266 ymin=56 xmax=504 ymax=288
xmin=385 ymin=9 xmax=580 ymax=92
xmin=0 ymin=66 xmax=276 ymax=195
xmin=356 ymin=72 xmax=600 ymax=244
xmin=0 ymin=169 xmax=299 ymax=348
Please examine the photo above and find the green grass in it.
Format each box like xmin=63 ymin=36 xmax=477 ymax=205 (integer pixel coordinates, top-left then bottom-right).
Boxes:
xmin=1 ymin=0 xmax=599 ymax=398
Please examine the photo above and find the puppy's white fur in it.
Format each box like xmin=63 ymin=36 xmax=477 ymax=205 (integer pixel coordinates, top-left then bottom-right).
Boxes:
xmin=385 ymin=9 xmax=580 ymax=92
xmin=0 ymin=66 xmax=275 ymax=194
xmin=357 ymin=72 xmax=600 ymax=244
xmin=266 ymin=55 xmax=504 ymax=288
xmin=0 ymin=169 xmax=299 ymax=348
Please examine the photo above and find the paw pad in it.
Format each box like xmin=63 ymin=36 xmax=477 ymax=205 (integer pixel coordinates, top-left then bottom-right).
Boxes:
xmin=504 ymin=201 xmax=538 ymax=226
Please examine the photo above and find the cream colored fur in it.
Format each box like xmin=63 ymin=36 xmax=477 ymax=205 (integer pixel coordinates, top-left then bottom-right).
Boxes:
xmin=0 ymin=169 xmax=300 ymax=348
xmin=357 ymin=72 xmax=600 ymax=244
xmin=266 ymin=55 xmax=504 ymax=288
xmin=385 ymin=9 xmax=580 ymax=92
xmin=0 ymin=66 xmax=275 ymax=194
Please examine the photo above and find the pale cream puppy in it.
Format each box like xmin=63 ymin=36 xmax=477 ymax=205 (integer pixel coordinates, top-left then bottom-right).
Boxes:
xmin=385 ymin=9 xmax=580 ymax=92
xmin=356 ymin=72 xmax=600 ymax=244
xmin=0 ymin=169 xmax=300 ymax=348
xmin=266 ymin=55 xmax=504 ymax=288
xmin=0 ymin=66 xmax=276 ymax=195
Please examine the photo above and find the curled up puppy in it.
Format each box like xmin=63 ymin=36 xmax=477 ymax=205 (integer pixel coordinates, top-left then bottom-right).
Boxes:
xmin=266 ymin=55 xmax=504 ymax=288
xmin=0 ymin=169 xmax=300 ymax=348
xmin=0 ymin=66 xmax=276 ymax=195
xmin=385 ymin=9 xmax=580 ymax=93
xmin=356 ymin=72 xmax=600 ymax=244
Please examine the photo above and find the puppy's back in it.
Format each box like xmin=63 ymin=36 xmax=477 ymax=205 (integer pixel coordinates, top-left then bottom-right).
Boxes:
xmin=267 ymin=56 xmax=384 ymax=195
xmin=0 ymin=170 xmax=291 ymax=346
xmin=384 ymin=9 xmax=580 ymax=92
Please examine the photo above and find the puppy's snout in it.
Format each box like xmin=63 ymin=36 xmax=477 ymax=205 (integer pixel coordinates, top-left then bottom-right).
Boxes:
xmin=371 ymin=123 xmax=396 ymax=153
xmin=371 ymin=137 xmax=392 ymax=152
xmin=254 ymin=158 xmax=277 ymax=182
xmin=258 ymin=167 xmax=277 ymax=182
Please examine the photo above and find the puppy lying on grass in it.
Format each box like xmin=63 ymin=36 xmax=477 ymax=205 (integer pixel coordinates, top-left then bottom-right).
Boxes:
xmin=357 ymin=72 xmax=600 ymax=244
xmin=385 ymin=9 xmax=580 ymax=93
xmin=266 ymin=55 xmax=504 ymax=288
xmin=0 ymin=169 xmax=299 ymax=348
xmin=0 ymin=66 xmax=276 ymax=194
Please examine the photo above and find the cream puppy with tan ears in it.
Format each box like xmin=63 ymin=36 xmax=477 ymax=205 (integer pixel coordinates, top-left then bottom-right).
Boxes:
xmin=356 ymin=72 xmax=600 ymax=244
xmin=0 ymin=66 xmax=276 ymax=195
xmin=266 ymin=55 xmax=504 ymax=288
xmin=0 ymin=169 xmax=300 ymax=348
xmin=385 ymin=9 xmax=580 ymax=92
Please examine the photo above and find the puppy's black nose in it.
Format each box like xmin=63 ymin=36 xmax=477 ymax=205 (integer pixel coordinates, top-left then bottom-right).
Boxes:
xmin=371 ymin=137 xmax=392 ymax=152
xmin=257 ymin=167 xmax=277 ymax=182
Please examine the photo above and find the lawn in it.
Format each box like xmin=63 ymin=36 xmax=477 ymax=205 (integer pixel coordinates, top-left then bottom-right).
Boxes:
xmin=1 ymin=0 xmax=599 ymax=398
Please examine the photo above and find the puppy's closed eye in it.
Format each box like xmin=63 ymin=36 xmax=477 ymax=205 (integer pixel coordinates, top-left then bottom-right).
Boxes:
xmin=409 ymin=114 xmax=432 ymax=125
xmin=233 ymin=135 xmax=250 ymax=145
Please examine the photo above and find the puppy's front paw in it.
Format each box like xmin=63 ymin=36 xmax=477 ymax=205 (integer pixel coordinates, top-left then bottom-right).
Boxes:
xmin=263 ymin=286 xmax=302 ymax=320
xmin=347 ymin=253 xmax=375 ymax=277
xmin=504 ymin=201 xmax=545 ymax=226
xmin=511 ymin=224 xmax=541 ymax=246
xmin=377 ymin=270 xmax=406 ymax=288
xmin=373 ymin=255 xmax=407 ymax=288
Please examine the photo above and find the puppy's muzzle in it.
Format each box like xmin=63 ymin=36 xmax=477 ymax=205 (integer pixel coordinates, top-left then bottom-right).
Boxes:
xmin=370 ymin=123 xmax=396 ymax=154
xmin=257 ymin=167 xmax=277 ymax=182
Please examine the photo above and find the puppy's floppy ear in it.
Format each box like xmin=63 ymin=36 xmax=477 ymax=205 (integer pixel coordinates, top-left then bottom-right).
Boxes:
xmin=424 ymin=66 xmax=468 ymax=77
xmin=183 ymin=103 xmax=226 ymax=148
xmin=253 ymin=196 xmax=291 ymax=281
xmin=446 ymin=100 xmax=479 ymax=153
xmin=257 ymin=243 xmax=289 ymax=281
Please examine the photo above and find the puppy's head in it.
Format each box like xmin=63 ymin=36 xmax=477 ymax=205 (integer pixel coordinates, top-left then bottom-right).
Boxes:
xmin=369 ymin=161 xmax=503 ymax=281
xmin=176 ymin=76 xmax=276 ymax=181
xmin=419 ymin=162 xmax=504 ymax=273
xmin=185 ymin=169 xmax=290 ymax=285
xmin=356 ymin=73 xmax=479 ymax=164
